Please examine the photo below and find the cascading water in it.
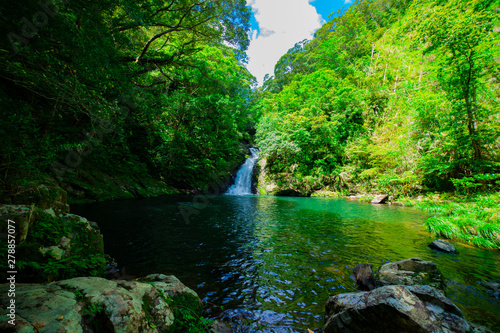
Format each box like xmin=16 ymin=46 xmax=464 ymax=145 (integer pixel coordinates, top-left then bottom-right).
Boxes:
xmin=225 ymin=148 xmax=259 ymax=195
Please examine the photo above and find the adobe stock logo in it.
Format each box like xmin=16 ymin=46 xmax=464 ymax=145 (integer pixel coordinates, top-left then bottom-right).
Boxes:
xmin=7 ymin=0 xmax=67 ymax=53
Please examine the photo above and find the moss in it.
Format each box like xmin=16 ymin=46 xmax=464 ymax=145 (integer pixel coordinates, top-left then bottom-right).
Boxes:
xmin=142 ymin=293 xmax=157 ymax=329
xmin=358 ymin=195 xmax=375 ymax=203
xmin=156 ymin=289 xmax=209 ymax=333
xmin=13 ymin=209 xmax=106 ymax=282
xmin=258 ymin=185 xmax=266 ymax=195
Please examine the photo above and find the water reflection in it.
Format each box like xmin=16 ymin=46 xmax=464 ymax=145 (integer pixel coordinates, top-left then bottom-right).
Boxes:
xmin=72 ymin=195 xmax=500 ymax=332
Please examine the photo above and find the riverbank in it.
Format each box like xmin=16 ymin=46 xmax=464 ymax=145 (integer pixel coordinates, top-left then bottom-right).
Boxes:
xmin=310 ymin=190 xmax=500 ymax=250
xmin=393 ymin=192 xmax=500 ymax=249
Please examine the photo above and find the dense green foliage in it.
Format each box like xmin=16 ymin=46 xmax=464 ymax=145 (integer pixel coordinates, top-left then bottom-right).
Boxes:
xmin=254 ymin=0 xmax=499 ymax=247
xmin=0 ymin=0 xmax=256 ymax=194
xmin=1 ymin=0 xmax=499 ymax=248
xmin=399 ymin=192 xmax=500 ymax=248
xmin=256 ymin=0 xmax=500 ymax=196
xmin=15 ymin=213 xmax=105 ymax=282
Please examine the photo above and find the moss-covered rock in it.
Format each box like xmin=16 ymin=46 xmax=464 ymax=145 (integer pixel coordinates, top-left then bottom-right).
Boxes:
xmin=256 ymin=158 xmax=278 ymax=195
xmin=376 ymin=258 xmax=446 ymax=294
xmin=0 ymin=274 xmax=208 ymax=333
xmin=0 ymin=205 xmax=105 ymax=283
xmin=3 ymin=181 xmax=70 ymax=215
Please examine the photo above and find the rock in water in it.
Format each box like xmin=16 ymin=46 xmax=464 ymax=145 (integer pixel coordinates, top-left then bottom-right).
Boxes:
xmin=324 ymin=285 xmax=471 ymax=333
xmin=479 ymin=281 xmax=500 ymax=299
xmin=0 ymin=274 xmax=202 ymax=332
xmin=429 ymin=239 xmax=459 ymax=254
xmin=353 ymin=264 xmax=377 ymax=291
xmin=376 ymin=258 xmax=446 ymax=293
xmin=371 ymin=194 xmax=388 ymax=204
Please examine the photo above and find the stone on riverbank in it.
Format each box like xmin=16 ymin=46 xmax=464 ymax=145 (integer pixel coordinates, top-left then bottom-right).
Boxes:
xmin=371 ymin=194 xmax=389 ymax=204
xmin=0 ymin=274 xmax=203 ymax=333
xmin=429 ymin=239 xmax=459 ymax=254
xmin=376 ymin=258 xmax=446 ymax=293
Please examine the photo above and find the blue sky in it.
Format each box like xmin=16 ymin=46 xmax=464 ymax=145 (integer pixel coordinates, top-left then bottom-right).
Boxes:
xmin=246 ymin=0 xmax=352 ymax=85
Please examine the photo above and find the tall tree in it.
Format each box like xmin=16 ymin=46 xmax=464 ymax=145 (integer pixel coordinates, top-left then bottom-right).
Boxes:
xmin=417 ymin=0 xmax=497 ymax=166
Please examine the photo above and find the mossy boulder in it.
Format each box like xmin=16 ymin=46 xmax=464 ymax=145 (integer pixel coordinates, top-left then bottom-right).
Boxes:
xmin=256 ymin=158 xmax=319 ymax=196
xmin=376 ymin=258 xmax=446 ymax=294
xmin=4 ymin=181 xmax=70 ymax=215
xmin=0 ymin=205 xmax=105 ymax=283
xmin=0 ymin=274 xmax=206 ymax=333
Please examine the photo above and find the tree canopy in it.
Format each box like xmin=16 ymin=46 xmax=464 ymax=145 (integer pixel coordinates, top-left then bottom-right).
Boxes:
xmin=0 ymin=0 xmax=256 ymax=193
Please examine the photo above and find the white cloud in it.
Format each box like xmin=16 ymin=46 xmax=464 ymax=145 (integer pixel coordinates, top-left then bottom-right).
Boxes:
xmin=246 ymin=0 xmax=323 ymax=85
xmin=344 ymin=0 xmax=353 ymax=4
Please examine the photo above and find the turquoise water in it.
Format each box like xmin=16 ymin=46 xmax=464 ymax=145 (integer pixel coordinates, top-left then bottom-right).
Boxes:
xmin=72 ymin=195 xmax=500 ymax=332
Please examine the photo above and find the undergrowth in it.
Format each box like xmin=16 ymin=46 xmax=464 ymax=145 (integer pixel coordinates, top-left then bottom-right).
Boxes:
xmin=401 ymin=192 xmax=500 ymax=249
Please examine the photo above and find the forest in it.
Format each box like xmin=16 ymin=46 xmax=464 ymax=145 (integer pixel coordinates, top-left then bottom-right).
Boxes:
xmin=0 ymin=0 xmax=499 ymax=331
xmin=256 ymin=0 xmax=500 ymax=247
xmin=1 ymin=0 xmax=499 ymax=244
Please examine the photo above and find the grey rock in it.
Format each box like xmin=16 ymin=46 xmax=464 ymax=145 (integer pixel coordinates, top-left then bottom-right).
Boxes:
xmin=371 ymin=194 xmax=388 ymax=204
xmin=324 ymin=285 xmax=470 ymax=333
xmin=376 ymin=258 xmax=446 ymax=293
xmin=429 ymin=239 xmax=459 ymax=254
xmin=0 ymin=275 xmax=202 ymax=333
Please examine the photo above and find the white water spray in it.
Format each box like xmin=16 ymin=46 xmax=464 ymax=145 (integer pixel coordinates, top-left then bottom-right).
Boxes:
xmin=225 ymin=148 xmax=259 ymax=195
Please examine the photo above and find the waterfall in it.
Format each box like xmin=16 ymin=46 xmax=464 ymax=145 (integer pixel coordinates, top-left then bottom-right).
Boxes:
xmin=225 ymin=148 xmax=259 ymax=195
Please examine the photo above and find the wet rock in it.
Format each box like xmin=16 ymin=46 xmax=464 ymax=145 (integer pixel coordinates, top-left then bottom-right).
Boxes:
xmin=0 ymin=274 xmax=201 ymax=332
xmin=469 ymin=322 xmax=495 ymax=333
xmin=324 ymin=285 xmax=472 ymax=333
xmin=209 ymin=321 xmax=233 ymax=333
xmin=479 ymin=281 xmax=500 ymax=299
xmin=376 ymin=258 xmax=446 ymax=293
xmin=371 ymin=194 xmax=388 ymax=204
xmin=429 ymin=239 xmax=459 ymax=254
xmin=353 ymin=264 xmax=377 ymax=291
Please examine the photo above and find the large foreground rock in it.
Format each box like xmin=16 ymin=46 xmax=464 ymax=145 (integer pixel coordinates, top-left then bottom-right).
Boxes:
xmin=376 ymin=258 xmax=446 ymax=293
xmin=324 ymin=285 xmax=475 ymax=333
xmin=0 ymin=274 xmax=202 ymax=333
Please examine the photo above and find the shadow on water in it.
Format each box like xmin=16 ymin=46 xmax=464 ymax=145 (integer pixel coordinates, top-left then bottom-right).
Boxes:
xmin=72 ymin=195 xmax=500 ymax=332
